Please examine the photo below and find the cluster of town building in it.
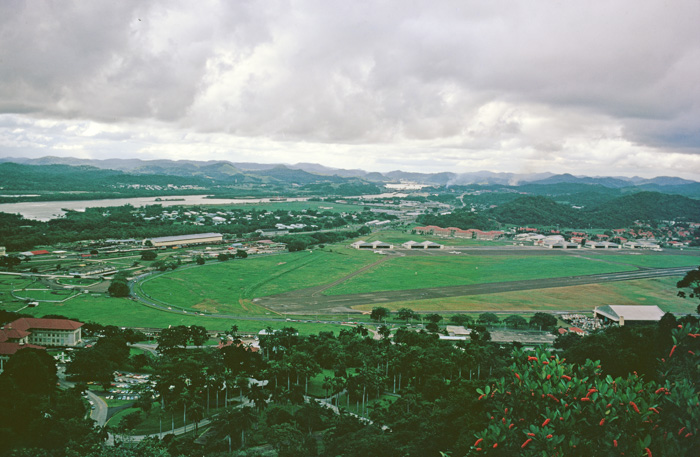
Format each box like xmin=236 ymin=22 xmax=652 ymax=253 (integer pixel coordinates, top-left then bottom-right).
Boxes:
xmin=516 ymin=223 xmax=698 ymax=248
xmin=413 ymin=225 xmax=505 ymax=240
xmin=404 ymin=221 xmax=698 ymax=249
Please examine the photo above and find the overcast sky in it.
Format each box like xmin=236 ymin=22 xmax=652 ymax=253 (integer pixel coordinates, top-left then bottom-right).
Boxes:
xmin=1 ymin=1 xmax=699 ymax=178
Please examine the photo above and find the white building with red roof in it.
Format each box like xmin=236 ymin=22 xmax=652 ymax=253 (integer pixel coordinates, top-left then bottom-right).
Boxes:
xmin=1 ymin=318 xmax=83 ymax=349
xmin=1 ymin=317 xmax=83 ymax=372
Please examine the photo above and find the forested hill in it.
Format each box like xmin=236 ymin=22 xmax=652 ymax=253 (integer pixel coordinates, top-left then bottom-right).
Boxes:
xmin=0 ymin=162 xmax=382 ymax=201
xmin=589 ymin=192 xmax=700 ymax=226
xmin=488 ymin=192 xmax=700 ymax=227
xmin=0 ymin=162 xmax=214 ymax=191
xmin=488 ymin=196 xmax=582 ymax=227
xmin=416 ymin=210 xmax=499 ymax=231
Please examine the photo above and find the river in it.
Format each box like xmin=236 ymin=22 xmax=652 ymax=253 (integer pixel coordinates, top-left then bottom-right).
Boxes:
xmin=0 ymin=192 xmax=408 ymax=221
xmin=0 ymin=195 xmax=311 ymax=221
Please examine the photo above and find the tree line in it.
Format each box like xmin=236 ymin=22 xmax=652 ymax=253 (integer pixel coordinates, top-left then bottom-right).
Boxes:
xmin=2 ymin=308 xmax=696 ymax=456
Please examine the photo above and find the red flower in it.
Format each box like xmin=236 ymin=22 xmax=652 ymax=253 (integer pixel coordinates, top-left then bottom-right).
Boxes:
xmin=629 ymin=401 xmax=640 ymax=414
xmin=599 ymin=418 xmax=605 ymax=426
xmin=474 ymin=438 xmax=483 ymax=447
xmin=669 ymin=345 xmax=677 ymax=358
xmin=645 ymin=447 xmax=652 ymax=457
xmin=521 ymin=438 xmax=532 ymax=448
xmin=542 ymin=418 xmax=551 ymax=427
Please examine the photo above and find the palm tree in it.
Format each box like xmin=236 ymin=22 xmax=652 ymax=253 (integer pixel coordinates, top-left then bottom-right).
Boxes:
xmin=189 ymin=402 xmax=204 ymax=435
xmin=214 ymin=406 xmax=257 ymax=450
xmin=247 ymin=383 xmax=270 ymax=412
xmin=322 ymin=376 xmax=333 ymax=399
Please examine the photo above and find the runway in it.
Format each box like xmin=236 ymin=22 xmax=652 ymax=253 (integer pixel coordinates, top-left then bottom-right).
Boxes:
xmin=254 ymin=266 xmax=693 ymax=314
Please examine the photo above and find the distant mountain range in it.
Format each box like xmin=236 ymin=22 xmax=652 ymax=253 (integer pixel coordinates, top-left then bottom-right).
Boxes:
xmin=0 ymin=156 xmax=698 ymax=189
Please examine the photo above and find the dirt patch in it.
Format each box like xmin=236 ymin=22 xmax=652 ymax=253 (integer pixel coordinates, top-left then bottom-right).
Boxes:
xmin=277 ymin=262 xmax=287 ymax=266
xmin=193 ymin=299 xmax=221 ymax=313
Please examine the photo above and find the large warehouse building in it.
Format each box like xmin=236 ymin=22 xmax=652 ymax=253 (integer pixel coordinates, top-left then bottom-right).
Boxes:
xmin=593 ymin=305 xmax=665 ymax=326
xmin=144 ymin=233 xmax=223 ymax=248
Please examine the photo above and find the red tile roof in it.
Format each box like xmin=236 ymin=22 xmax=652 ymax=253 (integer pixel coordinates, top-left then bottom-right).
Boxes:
xmin=7 ymin=318 xmax=83 ymax=332
xmin=0 ymin=342 xmax=45 ymax=355
xmin=30 ymin=250 xmax=50 ymax=255
xmin=0 ymin=328 xmax=31 ymax=340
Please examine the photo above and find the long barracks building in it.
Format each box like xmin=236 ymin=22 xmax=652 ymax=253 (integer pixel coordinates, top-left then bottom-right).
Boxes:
xmin=144 ymin=232 xmax=223 ymax=248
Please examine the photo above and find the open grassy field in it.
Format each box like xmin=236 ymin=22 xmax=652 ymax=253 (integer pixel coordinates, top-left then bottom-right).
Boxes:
xmin=352 ymin=277 xmax=697 ymax=314
xmin=139 ymin=249 xmax=377 ymax=314
xmin=13 ymin=288 xmax=78 ymax=301
xmin=4 ymin=243 xmax=696 ymax=332
xmin=9 ymin=292 xmax=356 ymax=334
xmin=325 ymin=254 xmax=638 ymax=295
xmin=587 ymin=254 xmax=699 ymax=268
xmin=56 ymin=277 xmax=103 ymax=286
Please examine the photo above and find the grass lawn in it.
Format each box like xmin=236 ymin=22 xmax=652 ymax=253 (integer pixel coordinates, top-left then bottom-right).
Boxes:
xmin=326 ymin=255 xmax=638 ymax=295
xmin=0 ymin=275 xmax=36 ymax=292
xmin=138 ymin=248 xmax=376 ymax=314
xmin=305 ymin=369 xmax=337 ymax=398
xmin=13 ymin=288 xmax=78 ymax=301
xmin=108 ymin=401 xmax=235 ymax=435
xmin=15 ymin=292 xmax=361 ymax=334
xmin=335 ymin=392 xmax=398 ymax=417
xmin=105 ymin=398 xmax=135 ymax=408
xmin=587 ymin=254 xmax=700 ymax=268
xmin=57 ymin=277 xmax=103 ymax=287
xmin=352 ymin=277 xmax=697 ymax=314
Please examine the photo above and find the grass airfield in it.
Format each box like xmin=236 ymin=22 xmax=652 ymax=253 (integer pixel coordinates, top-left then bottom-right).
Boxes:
xmin=2 ymin=231 xmax=698 ymax=330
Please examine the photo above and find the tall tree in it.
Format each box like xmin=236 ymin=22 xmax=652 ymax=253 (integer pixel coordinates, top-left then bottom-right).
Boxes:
xmin=370 ymin=307 xmax=390 ymax=322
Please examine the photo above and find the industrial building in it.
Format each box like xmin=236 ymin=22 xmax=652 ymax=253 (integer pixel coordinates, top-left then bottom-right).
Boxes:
xmin=585 ymin=241 xmax=621 ymax=249
xmin=144 ymin=233 xmax=223 ymax=248
xmin=351 ymin=240 xmax=394 ymax=250
xmin=593 ymin=305 xmax=665 ymax=326
xmin=402 ymin=240 xmax=444 ymax=249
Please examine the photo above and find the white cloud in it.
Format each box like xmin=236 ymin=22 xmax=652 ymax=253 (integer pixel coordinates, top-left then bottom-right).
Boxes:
xmin=0 ymin=1 xmax=698 ymax=178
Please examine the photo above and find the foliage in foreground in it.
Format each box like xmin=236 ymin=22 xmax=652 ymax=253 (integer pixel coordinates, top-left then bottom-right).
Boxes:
xmin=467 ymin=324 xmax=700 ymax=456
